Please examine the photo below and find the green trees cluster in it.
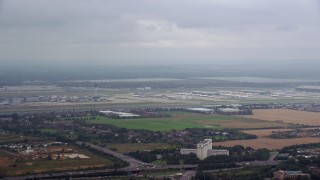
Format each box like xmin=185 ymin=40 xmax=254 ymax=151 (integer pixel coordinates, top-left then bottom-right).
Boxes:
xmin=129 ymin=148 xmax=199 ymax=165
xmin=198 ymin=155 xmax=238 ymax=170
xmin=129 ymin=145 xmax=270 ymax=170
xmin=228 ymin=145 xmax=270 ymax=161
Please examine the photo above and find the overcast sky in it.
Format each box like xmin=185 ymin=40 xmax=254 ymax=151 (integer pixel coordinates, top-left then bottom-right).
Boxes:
xmin=0 ymin=0 xmax=320 ymax=65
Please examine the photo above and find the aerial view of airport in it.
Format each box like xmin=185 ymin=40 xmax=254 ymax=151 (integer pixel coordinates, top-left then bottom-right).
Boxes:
xmin=1 ymin=64 xmax=320 ymax=180
xmin=1 ymin=0 xmax=320 ymax=180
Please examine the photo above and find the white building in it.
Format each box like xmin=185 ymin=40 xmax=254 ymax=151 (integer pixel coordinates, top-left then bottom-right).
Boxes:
xmin=197 ymin=139 xmax=213 ymax=160
xmin=99 ymin=110 xmax=140 ymax=118
xmin=186 ymin=108 xmax=214 ymax=114
xmin=216 ymin=108 xmax=240 ymax=115
xmin=180 ymin=139 xmax=229 ymax=160
xmin=207 ymin=149 xmax=229 ymax=156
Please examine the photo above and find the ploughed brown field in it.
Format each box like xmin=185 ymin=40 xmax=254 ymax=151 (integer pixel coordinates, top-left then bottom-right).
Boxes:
xmin=213 ymin=128 xmax=320 ymax=150
xmin=242 ymin=109 xmax=320 ymax=126
xmin=242 ymin=128 xmax=320 ymax=138
xmin=242 ymin=129 xmax=291 ymax=138
xmin=0 ymin=157 xmax=12 ymax=167
xmin=213 ymin=137 xmax=320 ymax=150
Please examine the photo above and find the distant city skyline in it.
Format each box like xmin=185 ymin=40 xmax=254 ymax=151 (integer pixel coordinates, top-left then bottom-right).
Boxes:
xmin=0 ymin=0 xmax=320 ymax=65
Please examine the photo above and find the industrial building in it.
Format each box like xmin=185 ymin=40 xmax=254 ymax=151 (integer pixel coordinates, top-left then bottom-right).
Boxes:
xmin=180 ymin=139 xmax=229 ymax=160
xmin=99 ymin=110 xmax=140 ymax=118
xmin=216 ymin=106 xmax=252 ymax=115
xmin=186 ymin=108 xmax=214 ymax=114
xmin=216 ymin=108 xmax=240 ymax=115
xmin=295 ymin=86 xmax=320 ymax=93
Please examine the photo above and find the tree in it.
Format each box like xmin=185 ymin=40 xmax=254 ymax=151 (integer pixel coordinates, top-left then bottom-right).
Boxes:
xmin=0 ymin=168 xmax=7 ymax=178
xmin=47 ymin=153 xmax=53 ymax=160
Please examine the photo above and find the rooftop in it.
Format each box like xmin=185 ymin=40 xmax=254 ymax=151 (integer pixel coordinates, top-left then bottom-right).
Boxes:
xmin=186 ymin=108 xmax=213 ymax=112
xmin=286 ymin=171 xmax=303 ymax=175
xmin=217 ymin=108 xmax=240 ymax=113
xmin=198 ymin=139 xmax=212 ymax=145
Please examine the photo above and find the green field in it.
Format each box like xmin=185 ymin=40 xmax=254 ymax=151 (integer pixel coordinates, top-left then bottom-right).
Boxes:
xmin=7 ymin=158 xmax=112 ymax=175
xmin=0 ymin=150 xmax=14 ymax=157
xmin=85 ymin=111 xmax=287 ymax=131
xmin=87 ymin=113 xmax=228 ymax=131
xmin=0 ymin=133 xmax=41 ymax=145
xmin=0 ymin=134 xmax=23 ymax=144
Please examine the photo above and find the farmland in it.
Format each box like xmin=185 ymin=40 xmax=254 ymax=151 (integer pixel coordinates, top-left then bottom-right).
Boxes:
xmin=242 ymin=129 xmax=292 ymax=138
xmin=86 ymin=111 xmax=289 ymax=131
xmin=211 ymin=110 xmax=320 ymax=150
xmin=213 ymin=137 xmax=320 ymax=150
xmin=242 ymin=109 xmax=320 ymax=126
xmin=0 ymin=150 xmax=14 ymax=171
xmin=213 ymin=128 xmax=320 ymax=150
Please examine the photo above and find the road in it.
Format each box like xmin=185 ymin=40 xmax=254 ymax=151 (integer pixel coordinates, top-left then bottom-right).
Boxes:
xmin=203 ymin=167 xmax=244 ymax=173
xmin=3 ymin=164 xmax=198 ymax=180
xmin=76 ymin=141 xmax=151 ymax=170
xmin=269 ymin=151 xmax=279 ymax=161
xmin=76 ymin=142 xmax=198 ymax=172
xmin=179 ymin=170 xmax=196 ymax=180
xmin=3 ymin=143 xmax=280 ymax=180
xmin=4 ymin=141 xmax=198 ymax=180
xmin=236 ymin=160 xmax=282 ymax=167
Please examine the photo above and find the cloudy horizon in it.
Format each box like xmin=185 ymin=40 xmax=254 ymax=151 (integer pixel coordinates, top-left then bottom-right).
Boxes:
xmin=0 ymin=0 xmax=320 ymax=65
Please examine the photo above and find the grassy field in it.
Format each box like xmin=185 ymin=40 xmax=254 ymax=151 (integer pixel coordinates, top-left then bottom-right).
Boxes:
xmin=0 ymin=133 xmax=41 ymax=145
xmin=242 ymin=109 xmax=320 ymax=126
xmin=107 ymin=143 xmax=173 ymax=153
xmin=0 ymin=150 xmax=14 ymax=157
xmin=7 ymin=158 xmax=112 ymax=175
xmin=0 ymin=133 xmax=24 ymax=144
xmin=86 ymin=111 xmax=288 ymax=131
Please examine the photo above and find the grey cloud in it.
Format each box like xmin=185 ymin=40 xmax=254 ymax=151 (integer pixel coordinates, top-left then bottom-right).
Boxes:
xmin=0 ymin=0 xmax=319 ymax=65
xmin=273 ymin=25 xmax=297 ymax=32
